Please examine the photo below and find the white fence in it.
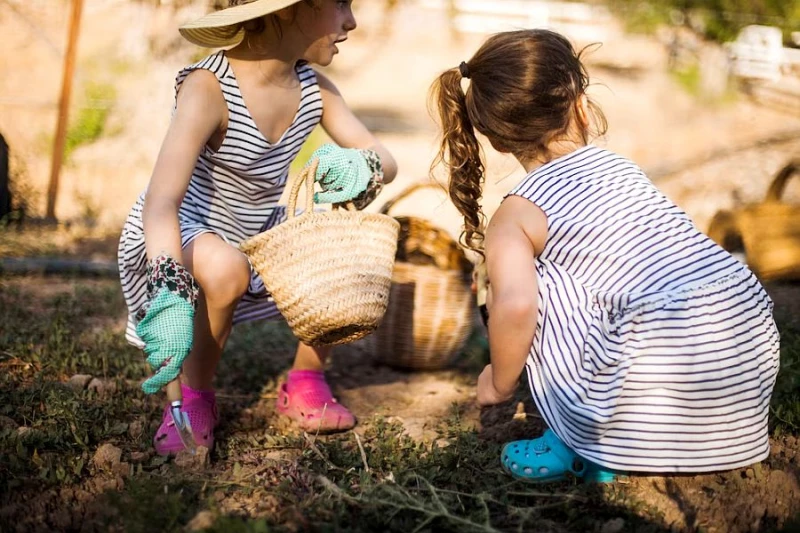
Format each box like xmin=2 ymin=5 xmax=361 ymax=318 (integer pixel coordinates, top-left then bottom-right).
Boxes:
xmin=726 ymin=25 xmax=800 ymax=81
xmin=419 ymin=0 xmax=613 ymax=42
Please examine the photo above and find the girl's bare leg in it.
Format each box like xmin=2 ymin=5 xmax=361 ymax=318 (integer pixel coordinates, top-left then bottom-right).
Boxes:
xmin=181 ymin=233 xmax=251 ymax=390
xmin=291 ymin=343 xmax=332 ymax=371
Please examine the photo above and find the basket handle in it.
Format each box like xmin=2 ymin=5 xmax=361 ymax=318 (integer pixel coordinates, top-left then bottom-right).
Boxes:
xmin=379 ymin=181 xmax=448 ymax=216
xmin=287 ymin=160 xmax=316 ymax=220
xmin=286 ymin=159 xmax=356 ymax=220
xmin=765 ymin=159 xmax=800 ymax=203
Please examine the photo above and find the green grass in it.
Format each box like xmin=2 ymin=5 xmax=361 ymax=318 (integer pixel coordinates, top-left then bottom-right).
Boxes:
xmin=770 ymin=322 xmax=800 ymax=436
xmin=1 ymin=267 xmax=799 ymax=532
xmin=0 ymin=276 xmax=667 ymax=532
xmin=607 ymin=1 xmax=674 ymax=36
xmin=0 ymin=280 xmax=149 ymax=492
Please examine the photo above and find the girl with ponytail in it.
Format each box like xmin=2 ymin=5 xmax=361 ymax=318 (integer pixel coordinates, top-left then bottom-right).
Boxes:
xmin=431 ymin=29 xmax=778 ymax=484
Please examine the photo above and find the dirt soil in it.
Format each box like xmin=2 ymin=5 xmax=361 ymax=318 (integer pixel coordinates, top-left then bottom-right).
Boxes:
xmin=1 ymin=277 xmax=799 ymax=532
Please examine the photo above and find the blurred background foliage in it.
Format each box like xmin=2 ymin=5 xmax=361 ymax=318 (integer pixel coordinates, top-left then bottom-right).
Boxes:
xmin=609 ymin=0 xmax=800 ymax=43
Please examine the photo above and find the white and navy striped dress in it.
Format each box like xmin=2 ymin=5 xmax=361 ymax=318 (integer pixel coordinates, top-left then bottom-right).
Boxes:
xmin=509 ymin=145 xmax=780 ymax=473
xmin=118 ymin=51 xmax=323 ymax=347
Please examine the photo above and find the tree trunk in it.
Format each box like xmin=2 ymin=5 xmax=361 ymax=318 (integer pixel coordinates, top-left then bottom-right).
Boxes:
xmin=0 ymin=133 xmax=11 ymax=221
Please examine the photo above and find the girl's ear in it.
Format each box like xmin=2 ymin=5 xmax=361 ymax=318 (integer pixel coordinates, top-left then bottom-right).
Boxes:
xmin=576 ymin=94 xmax=590 ymax=129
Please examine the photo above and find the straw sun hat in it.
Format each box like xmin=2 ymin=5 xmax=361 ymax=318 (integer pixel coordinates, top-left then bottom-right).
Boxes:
xmin=179 ymin=0 xmax=302 ymax=48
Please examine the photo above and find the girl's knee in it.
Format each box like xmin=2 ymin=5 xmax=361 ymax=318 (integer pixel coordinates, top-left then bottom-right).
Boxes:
xmin=189 ymin=243 xmax=250 ymax=306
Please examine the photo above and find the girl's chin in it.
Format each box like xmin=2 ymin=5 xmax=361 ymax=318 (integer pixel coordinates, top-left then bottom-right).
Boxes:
xmin=309 ymin=54 xmax=335 ymax=67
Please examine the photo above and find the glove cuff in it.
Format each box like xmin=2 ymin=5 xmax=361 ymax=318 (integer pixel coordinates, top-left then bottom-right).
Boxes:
xmin=136 ymin=254 xmax=199 ymax=320
xmin=348 ymin=149 xmax=385 ymax=210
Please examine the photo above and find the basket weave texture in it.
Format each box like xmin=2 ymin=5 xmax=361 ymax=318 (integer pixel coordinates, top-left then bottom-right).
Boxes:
xmin=709 ymin=159 xmax=800 ymax=281
xmin=737 ymin=160 xmax=800 ymax=280
xmin=239 ymin=161 xmax=400 ymax=346
xmin=368 ymin=183 xmax=474 ymax=370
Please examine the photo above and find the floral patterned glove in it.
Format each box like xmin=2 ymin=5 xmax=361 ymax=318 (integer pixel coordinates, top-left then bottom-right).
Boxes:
xmin=307 ymin=144 xmax=384 ymax=209
xmin=135 ymin=254 xmax=199 ymax=395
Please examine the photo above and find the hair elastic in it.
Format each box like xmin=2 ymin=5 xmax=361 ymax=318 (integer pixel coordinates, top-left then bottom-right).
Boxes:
xmin=458 ymin=61 xmax=471 ymax=79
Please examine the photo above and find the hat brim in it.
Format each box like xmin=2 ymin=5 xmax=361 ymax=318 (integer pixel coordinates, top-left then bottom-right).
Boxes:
xmin=179 ymin=0 xmax=301 ymax=48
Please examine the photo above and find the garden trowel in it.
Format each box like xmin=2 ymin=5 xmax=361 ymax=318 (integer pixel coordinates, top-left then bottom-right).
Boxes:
xmin=166 ymin=380 xmax=197 ymax=454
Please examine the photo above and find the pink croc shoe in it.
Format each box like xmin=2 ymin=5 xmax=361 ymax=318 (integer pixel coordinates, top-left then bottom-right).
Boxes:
xmin=277 ymin=370 xmax=355 ymax=433
xmin=154 ymin=384 xmax=218 ymax=456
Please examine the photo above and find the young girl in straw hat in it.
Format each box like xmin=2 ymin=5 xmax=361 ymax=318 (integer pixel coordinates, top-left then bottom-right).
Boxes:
xmin=118 ymin=0 xmax=397 ymax=455
xmin=432 ymin=29 xmax=779 ymax=483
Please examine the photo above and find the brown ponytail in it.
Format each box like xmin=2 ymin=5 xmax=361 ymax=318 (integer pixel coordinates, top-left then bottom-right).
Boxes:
xmin=430 ymin=30 xmax=608 ymax=258
xmin=431 ymin=69 xmax=486 ymax=256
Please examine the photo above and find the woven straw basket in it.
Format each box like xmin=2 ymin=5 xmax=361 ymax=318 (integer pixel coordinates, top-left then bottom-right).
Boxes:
xmin=708 ymin=159 xmax=800 ymax=281
xmin=367 ymin=183 xmax=475 ymax=370
xmin=239 ymin=160 xmax=400 ymax=346
xmin=736 ymin=160 xmax=800 ymax=280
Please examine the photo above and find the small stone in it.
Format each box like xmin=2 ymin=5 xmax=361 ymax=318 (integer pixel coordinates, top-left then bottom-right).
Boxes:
xmin=786 ymin=436 xmax=796 ymax=447
xmin=212 ymin=490 xmax=226 ymax=502
xmin=745 ymin=468 xmax=755 ymax=479
xmin=87 ymin=378 xmax=108 ymax=396
xmin=772 ymin=444 xmax=783 ymax=457
xmin=753 ymin=463 xmax=764 ymax=481
xmin=433 ymin=438 xmax=451 ymax=449
xmin=67 ymin=374 xmax=93 ymax=391
xmin=16 ymin=426 xmax=38 ymax=440
xmin=174 ymin=445 xmax=210 ymax=470
xmin=601 ymin=518 xmax=625 ymax=533
xmin=186 ymin=510 xmax=215 ymax=531
xmin=130 ymin=451 xmax=150 ymax=463
xmin=93 ymin=443 xmax=123 ymax=471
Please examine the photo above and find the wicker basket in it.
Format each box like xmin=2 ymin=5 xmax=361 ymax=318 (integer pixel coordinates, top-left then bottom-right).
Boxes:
xmin=368 ymin=183 xmax=474 ymax=370
xmin=737 ymin=160 xmax=800 ymax=280
xmin=239 ymin=161 xmax=400 ymax=346
xmin=708 ymin=159 xmax=800 ymax=281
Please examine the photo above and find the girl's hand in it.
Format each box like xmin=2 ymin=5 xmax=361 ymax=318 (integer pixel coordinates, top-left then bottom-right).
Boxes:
xmin=135 ymin=255 xmax=199 ymax=395
xmin=308 ymin=144 xmax=376 ymax=205
xmin=477 ymin=364 xmax=514 ymax=406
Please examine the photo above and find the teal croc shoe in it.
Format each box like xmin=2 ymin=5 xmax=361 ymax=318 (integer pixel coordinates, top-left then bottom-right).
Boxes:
xmin=501 ymin=429 xmax=620 ymax=484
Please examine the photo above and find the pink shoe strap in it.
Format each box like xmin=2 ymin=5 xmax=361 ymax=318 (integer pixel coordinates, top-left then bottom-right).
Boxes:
xmin=286 ymin=369 xmax=336 ymax=405
xmin=181 ymin=383 xmax=215 ymax=404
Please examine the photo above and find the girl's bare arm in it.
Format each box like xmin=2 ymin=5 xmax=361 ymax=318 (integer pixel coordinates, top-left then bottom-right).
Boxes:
xmin=316 ymin=72 xmax=398 ymax=184
xmin=484 ymin=195 xmax=547 ymax=396
xmin=143 ymin=69 xmax=226 ymax=262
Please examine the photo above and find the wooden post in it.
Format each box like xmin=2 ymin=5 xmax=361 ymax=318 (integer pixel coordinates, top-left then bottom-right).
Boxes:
xmin=46 ymin=0 xmax=84 ymax=221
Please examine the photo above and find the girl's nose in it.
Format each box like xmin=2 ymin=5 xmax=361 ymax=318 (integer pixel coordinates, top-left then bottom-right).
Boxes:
xmin=344 ymin=9 xmax=357 ymax=31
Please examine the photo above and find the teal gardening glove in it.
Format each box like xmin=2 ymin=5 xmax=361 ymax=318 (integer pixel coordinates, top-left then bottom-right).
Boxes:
xmin=307 ymin=144 xmax=384 ymax=207
xmin=135 ymin=254 xmax=199 ymax=395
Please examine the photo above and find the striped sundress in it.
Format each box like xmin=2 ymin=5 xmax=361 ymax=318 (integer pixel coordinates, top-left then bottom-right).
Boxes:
xmin=508 ymin=145 xmax=780 ymax=473
xmin=118 ymin=51 xmax=323 ymax=347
